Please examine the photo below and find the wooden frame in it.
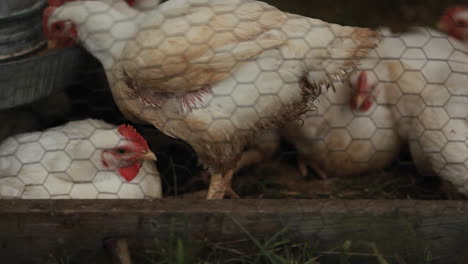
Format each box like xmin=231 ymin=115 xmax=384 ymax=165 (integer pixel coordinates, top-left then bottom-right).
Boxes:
xmin=1 ymin=199 xmax=468 ymax=263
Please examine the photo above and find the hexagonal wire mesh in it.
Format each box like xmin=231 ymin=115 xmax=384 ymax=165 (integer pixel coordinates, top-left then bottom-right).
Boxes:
xmin=1 ymin=0 xmax=468 ymax=199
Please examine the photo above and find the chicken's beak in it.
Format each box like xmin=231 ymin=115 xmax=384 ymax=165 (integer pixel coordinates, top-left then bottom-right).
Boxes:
xmin=354 ymin=94 xmax=366 ymax=110
xmin=139 ymin=151 xmax=157 ymax=161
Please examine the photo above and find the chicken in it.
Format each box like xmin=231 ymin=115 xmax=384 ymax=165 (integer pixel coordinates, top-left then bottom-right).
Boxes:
xmin=0 ymin=119 xmax=161 ymax=199
xmin=43 ymin=0 xmax=381 ymax=199
xmin=284 ymin=26 xmax=468 ymax=196
xmin=437 ymin=5 xmax=468 ymax=45
xmin=280 ymin=27 xmax=399 ymax=179
xmin=282 ymin=47 xmax=401 ymax=179
xmin=359 ymin=27 xmax=468 ymax=197
xmin=400 ymin=28 xmax=468 ymax=195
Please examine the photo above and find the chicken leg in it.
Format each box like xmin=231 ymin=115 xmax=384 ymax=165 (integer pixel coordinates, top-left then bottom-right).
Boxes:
xmin=204 ymin=149 xmax=267 ymax=199
xmin=297 ymin=157 xmax=328 ymax=180
xmin=206 ymin=169 xmax=237 ymax=199
xmin=236 ymin=149 xmax=265 ymax=171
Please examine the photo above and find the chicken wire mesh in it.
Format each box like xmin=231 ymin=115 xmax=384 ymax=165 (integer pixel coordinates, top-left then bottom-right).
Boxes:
xmin=0 ymin=0 xmax=468 ymax=200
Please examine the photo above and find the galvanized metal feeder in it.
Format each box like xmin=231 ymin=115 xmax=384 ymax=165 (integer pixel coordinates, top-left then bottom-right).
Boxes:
xmin=0 ymin=0 xmax=89 ymax=109
xmin=0 ymin=0 xmax=47 ymax=61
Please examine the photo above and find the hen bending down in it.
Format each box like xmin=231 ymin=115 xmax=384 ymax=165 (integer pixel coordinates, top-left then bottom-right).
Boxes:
xmin=284 ymin=26 xmax=468 ymax=197
xmin=43 ymin=0 xmax=381 ymax=199
xmin=281 ymin=28 xmax=400 ymax=179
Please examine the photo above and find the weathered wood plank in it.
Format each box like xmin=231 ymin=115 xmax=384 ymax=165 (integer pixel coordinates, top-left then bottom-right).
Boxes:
xmin=0 ymin=199 xmax=468 ymax=264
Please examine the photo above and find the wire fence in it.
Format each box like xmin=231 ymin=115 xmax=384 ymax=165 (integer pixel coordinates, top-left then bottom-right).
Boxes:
xmin=0 ymin=0 xmax=467 ymax=200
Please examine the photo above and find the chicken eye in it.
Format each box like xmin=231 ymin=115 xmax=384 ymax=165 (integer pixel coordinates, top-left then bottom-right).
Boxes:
xmin=116 ymin=148 xmax=127 ymax=154
xmin=53 ymin=23 xmax=63 ymax=31
xmin=456 ymin=20 xmax=468 ymax=27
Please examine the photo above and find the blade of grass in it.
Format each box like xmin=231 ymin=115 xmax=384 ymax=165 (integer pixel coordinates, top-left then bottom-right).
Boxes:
xmin=369 ymin=242 xmax=390 ymax=264
xmin=227 ymin=215 xmax=277 ymax=264
xmin=263 ymin=225 xmax=291 ymax=249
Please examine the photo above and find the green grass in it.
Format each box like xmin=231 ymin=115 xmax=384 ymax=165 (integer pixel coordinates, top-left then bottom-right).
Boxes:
xmin=140 ymin=216 xmax=434 ymax=264
xmin=45 ymin=214 xmax=436 ymax=264
xmin=143 ymin=226 xmax=319 ymax=264
xmin=141 ymin=233 xmax=430 ymax=264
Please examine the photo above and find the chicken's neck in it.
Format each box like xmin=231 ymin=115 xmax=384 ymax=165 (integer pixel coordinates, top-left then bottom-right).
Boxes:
xmin=56 ymin=1 xmax=143 ymax=68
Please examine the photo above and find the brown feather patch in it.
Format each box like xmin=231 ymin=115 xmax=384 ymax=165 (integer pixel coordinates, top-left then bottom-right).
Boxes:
xmin=120 ymin=1 xmax=288 ymax=95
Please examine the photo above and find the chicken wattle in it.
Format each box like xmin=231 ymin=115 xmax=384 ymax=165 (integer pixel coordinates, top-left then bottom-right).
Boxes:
xmin=43 ymin=0 xmax=381 ymax=198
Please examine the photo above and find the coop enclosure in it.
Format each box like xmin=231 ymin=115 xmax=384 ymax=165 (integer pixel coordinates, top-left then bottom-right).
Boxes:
xmin=1 ymin=0 xmax=468 ymax=263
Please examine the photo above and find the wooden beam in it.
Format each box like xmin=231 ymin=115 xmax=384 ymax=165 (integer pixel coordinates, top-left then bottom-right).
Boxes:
xmin=1 ymin=199 xmax=468 ymax=263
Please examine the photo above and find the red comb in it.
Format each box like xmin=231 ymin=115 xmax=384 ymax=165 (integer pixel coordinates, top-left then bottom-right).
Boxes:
xmin=126 ymin=0 xmax=136 ymax=6
xmin=117 ymin=124 xmax=149 ymax=149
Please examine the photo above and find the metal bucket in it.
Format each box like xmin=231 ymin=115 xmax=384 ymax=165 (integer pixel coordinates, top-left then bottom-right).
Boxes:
xmin=0 ymin=0 xmax=47 ymax=61
xmin=0 ymin=46 xmax=91 ymax=109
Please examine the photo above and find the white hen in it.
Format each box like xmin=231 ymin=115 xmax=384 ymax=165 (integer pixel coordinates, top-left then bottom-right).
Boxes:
xmin=284 ymin=26 xmax=468 ymax=197
xmin=282 ymin=53 xmax=401 ymax=178
xmin=0 ymin=119 xmax=161 ymax=199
